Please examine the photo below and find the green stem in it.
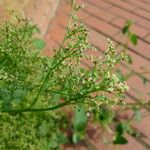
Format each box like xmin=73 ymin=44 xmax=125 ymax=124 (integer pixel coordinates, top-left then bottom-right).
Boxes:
xmin=1 ymin=101 xmax=72 ymax=114
xmin=30 ymin=37 xmax=84 ymax=108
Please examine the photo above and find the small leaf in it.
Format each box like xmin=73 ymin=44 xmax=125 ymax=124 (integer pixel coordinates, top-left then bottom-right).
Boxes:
xmin=116 ymin=69 xmax=124 ymax=82
xmin=72 ymin=133 xmax=80 ymax=144
xmin=142 ymin=77 xmax=148 ymax=86
xmin=98 ymin=105 xmax=114 ymax=126
xmin=73 ymin=106 xmax=87 ymax=131
xmin=12 ymin=89 xmax=27 ymax=102
xmin=33 ymin=38 xmax=45 ymax=50
xmin=133 ymin=107 xmax=141 ymax=121
xmin=122 ymin=20 xmax=133 ymax=34
xmin=51 ymin=94 xmax=61 ymax=103
xmin=57 ymin=132 xmax=68 ymax=144
xmin=122 ymin=25 xmax=129 ymax=34
xmin=127 ymin=55 xmax=133 ymax=64
xmin=113 ymin=134 xmax=128 ymax=144
xmin=96 ymin=95 xmax=107 ymax=101
xmin=130 ymin=34 xmax=137 ymax=45
xmin=116 ymin=122 xmax=130 ymax=135
xmin=38 ymin=121 xmax=48 ymax=136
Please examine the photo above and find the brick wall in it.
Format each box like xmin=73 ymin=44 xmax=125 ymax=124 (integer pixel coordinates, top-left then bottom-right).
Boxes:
xmin=0 ymin=0 xmax=60 ymax=35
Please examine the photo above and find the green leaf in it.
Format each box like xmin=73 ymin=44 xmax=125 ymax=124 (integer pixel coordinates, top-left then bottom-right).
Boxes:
xmin=57 ymin=132 xmax=68 ymax=144
xmin=12 ymin=89 xmax=27 ymax=102
xmin=38 ymin=121 xmax=48 ymax=137
xmin=98 ymin=105 xmax=114 ymax=126
xmin=122 ymin=20 xmax=133 ymax=34
xmin=33 ymin=38 xmax=46 ymax=50
xmin=142 ymin=77 xmax=148 ymax=86
xmin=113 ymin=134 xmax=128 ymax=144
xmin=116 ymin=69 xmax=124 ymax=82
xmin=73 ymin=106 xmax=87 ymax=131
xmin=72 ymin=133 xmax=81 ymax=144
xmin=127 ymin=55 xmax=133 ymax=64
xmin=133 ymin=107 xmax=141 ymax=121
xmin=116 ymin=122 xmax=130 ymax=135
xmin=96 ymin=95 xmax=107 ymax=101
xmin=51 ymin=94 xmax=61 ymax=103
xmin=122 ymin=26 xmax=129 ymax=34
xmin=130 ymin=34 xmax=138 ymax=45
xmin=0 ymin=88 xmax=11 ymax=101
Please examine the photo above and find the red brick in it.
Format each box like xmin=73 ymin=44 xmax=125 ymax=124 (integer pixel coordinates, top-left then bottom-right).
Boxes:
xmin=43 ymin=37 xmax=57 ymax=57
xmin=55 ymin=13 xmax=69 ymax=27
xmin=133 ymin=8 xmax=150 ymax=20
xmin=89 ymin=28 xmax=108 ymax=51
xmin=144 ymin=34 xmax=150 ymax=43
xmin=125 ymin=52 xmax=150 ymax=80
xmin=57 ymin=0 xmax=71 ymax=15
xmin=109 ymin=6 xmax=150 ymax=30
xmin=141 ymin=0 xmax=150 ymax=4
xmin=24 ymin=0 xmax=36 ymax=19
xmin=84 ymin=14 xmax=119 ymax=36
xmin=112 ymin=18 xmax=149 ymax=38
xmin=142 ymin=0 xmax=150 ymax=4
xmin=84 ymin=2 xmax=117 ymax=22
xmin=0 ymin=5 xmax=9 ymax=23
xmin=127 ymin=75 xmax=150 ymax=101
xmin=86 ymin=0 xmax=112 ymax=10
xmin=132 ymin=116 xmax=150 ymax=145
xmin=119 ymin=134 xmax=146 ymax=150
xmin=46 ymin=24 xmax=65 ymax=44
xmin=127 ymin=0 xmax=150 ymax=12
xmin=105 ymin=0 xmax=137 ymax=11
xmin=114 ymin=33 xmax=150 ymax=60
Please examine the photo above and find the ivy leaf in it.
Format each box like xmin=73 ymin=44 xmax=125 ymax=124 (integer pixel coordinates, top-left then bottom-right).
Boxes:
xmin=130 ymin=34 xmax=137 ymax=45
xmin=33 ymin=38 xmax=46 ymax=50
xmin=113 ymin=134 xmax=128 ymax=144
xmin=73 ymin=106 xmax=87 ymax=131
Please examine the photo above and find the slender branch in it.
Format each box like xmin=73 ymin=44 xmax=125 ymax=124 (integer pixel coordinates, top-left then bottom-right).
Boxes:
xmin=1 ymin=101 xmax=72 ymax=114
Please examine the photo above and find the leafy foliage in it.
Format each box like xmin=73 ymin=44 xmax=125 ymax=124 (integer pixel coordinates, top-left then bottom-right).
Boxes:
xmin=0 ymin=1 xmax=149 ymax=149
xmin=122 ymin=20 xmax=138 ymax=45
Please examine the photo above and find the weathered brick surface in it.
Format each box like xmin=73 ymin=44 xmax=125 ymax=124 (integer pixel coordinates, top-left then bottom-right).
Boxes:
xmin=133 ymin=8 xmax=150 ymax=20
xmin=87 ymin=0 xmax=113 ymax=10
xmin=105 ymin=0 xmax=137 ymax=11
xmin=145 ymin=34 xmax=150 ymax=43
xmin=109 ymin=6 xmax=150 ymax=30
xmin=84 ymin=2 xmax=117 ymax=22
xmin=126 ymin=0 xmax=150 ymax=12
